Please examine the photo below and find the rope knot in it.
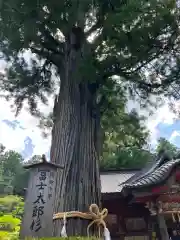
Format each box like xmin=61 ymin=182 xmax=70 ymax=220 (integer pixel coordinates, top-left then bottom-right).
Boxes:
xmin=53 ymin=203 xmax=110 ymax=239
xmin=87 ymin=204 xmax=108 ymax=237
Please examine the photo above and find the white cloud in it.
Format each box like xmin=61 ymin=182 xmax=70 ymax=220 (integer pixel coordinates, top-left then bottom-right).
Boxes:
xmin=0 ymin=96 xmax=52 ymax=158
xmin=169 ymin=130 xmax=180 ymax=142
xmin=146 ymin=103 xmax=177 ymax=147
xmin=127 ymin=97 xmax=179 ymax=148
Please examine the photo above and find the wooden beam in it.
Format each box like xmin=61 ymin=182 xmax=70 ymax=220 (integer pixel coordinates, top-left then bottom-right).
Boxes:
xmin=157 ymin=214 xmax=169 ymax=240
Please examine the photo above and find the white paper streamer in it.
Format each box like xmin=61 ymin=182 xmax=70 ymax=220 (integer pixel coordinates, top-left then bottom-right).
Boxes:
xmin=61 ymin=213 xmax=67 ymax=237
xmin=104 ymin=227 xmax=111 ymax=240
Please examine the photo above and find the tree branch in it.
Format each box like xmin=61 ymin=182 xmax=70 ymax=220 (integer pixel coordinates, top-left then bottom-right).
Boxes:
xmin=85 ymin=1 xmax=108 ymax=38
xmin=85 ymin=0 xmax=128 ymax=38
xmin=85 ymin=19 xmax=103 ymax=38
xmin=100 ymin=30 xmax=179 ymax=92
xmin=39 ymin=25 xmax=65 ymax=55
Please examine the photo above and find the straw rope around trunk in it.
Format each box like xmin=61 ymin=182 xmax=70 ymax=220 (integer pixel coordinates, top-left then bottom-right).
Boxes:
xmin=53 ymin=204 xmax=111 ymax=239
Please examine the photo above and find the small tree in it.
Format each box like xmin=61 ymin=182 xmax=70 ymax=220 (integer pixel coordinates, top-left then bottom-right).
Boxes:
xmin=156 ymin=138 xmax=179 ymax=158
xmin=0 ymin=147 xmax=28 ymax=195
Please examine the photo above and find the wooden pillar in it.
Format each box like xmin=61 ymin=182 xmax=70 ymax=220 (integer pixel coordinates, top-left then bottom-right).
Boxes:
xmin=156 ymin=213 xmax=169 ymax=240
xmin=20 ymin=160 xmax=62 ymax=238
xmin=146 ymin=201 xmax=169 ymax=240
xmin=149 ymin=215 xmax=160 ymax=240
xmin=118 ymin=215 xmax=126 ymax=240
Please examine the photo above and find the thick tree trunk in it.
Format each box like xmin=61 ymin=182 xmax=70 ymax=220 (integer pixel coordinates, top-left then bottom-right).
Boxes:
xmin=50 ymin=36 xmax=101 ymax=236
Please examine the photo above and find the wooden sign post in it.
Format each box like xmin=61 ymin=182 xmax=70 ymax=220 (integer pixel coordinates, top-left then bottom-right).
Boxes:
xmin=20 ymin=158 xmax=62 ymax=239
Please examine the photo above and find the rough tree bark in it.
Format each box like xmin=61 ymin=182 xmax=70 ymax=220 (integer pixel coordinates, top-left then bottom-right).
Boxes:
xmin=50 ymin=27 xmax=101 ymax=236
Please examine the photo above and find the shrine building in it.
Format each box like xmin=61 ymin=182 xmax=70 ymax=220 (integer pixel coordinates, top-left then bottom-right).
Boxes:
xmin=101 ymin=154 xmax=180 ymax=240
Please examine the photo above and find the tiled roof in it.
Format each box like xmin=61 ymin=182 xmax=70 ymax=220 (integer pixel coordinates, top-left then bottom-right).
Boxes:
xmin=120 ymin=154 xmax=170 ymax=187
xmin=118 ymin=158 xmax=180 ymax=192
xmin=100 ymin=171 xmax=137 ymax=193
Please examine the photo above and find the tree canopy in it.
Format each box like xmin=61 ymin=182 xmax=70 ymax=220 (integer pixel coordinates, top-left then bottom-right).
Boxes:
xmin=156 ymin=137 xmax=179 ymax=158
xmin=0 ymin=144 xmax=28 ymax=195
xmin=101 ymin=105 xmax=151 ymax=169
xmin=0 ymin=0 xmax=180 ymax=236
xmin=0 ymin=0 xmax=179 ymax=112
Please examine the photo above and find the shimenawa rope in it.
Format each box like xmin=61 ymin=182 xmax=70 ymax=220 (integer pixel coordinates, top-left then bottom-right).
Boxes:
xmin=53 ymin=204 xmax=111 ymax=240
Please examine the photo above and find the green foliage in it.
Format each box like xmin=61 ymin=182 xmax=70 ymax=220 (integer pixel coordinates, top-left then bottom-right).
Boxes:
xmin=0 ymin=0 xmax=179 ymax=180
xmin=0 ymin=196 xmax=23 ymax=240
xmin=0 ymin=228 xmax=19 ymax=240
xmin=0 ymin=231 xmax=19 ymax=240
xmin=101 ymin=104 xmax=151 ymax=169
xmin=156 ymin=137 xmax=179 ymax=158
xmin=101 ymin=147 xmax=153 ymax=170
xmin=0 ymin=231 xmax=10 ymax=239
xmin=0 ymin=237 xmax=97 ymax=240
xmin=0 ymin=146 xmax=29 ymax=195
xmin=0 ymin=213 xmax=21 ymax=239
xmin=101 ymin=136 xmax=180 ymax=170
xmin=0 ymin=196 xmax=24 ymax=219
xmin=25 ymin=155 xmax=42 ymax=165
xmin=0 ymin=215 xmax=20 ymax=232
xmin=0 ymin=0 xmax=179 ymax=113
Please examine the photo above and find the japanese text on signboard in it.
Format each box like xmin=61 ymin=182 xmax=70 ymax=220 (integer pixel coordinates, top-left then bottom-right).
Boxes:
xmin=30 ymin=170 xmax=47 ymax=232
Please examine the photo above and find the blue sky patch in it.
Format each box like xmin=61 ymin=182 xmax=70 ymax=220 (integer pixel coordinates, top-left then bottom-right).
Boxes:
xmin=157 ymin=120 xmax=180 ymax=147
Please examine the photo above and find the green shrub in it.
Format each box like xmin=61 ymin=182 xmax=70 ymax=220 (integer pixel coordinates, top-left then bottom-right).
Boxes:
xmin=0 ymin=231 xmax=19 ymax=240
xmin=0 ymin=196 xmax=24 ymax=219
xmin=0 ymin=215 xmax=20 ymax=231
xmin=0 ymin=236 xmax=98 ymax=240
xmin=0 ymin=196 xmax=20 ymax=212
xmin=0 ymin=195 xmax=23 ymax=239
xmin=0 ymin=231 xmax=9 ymax=239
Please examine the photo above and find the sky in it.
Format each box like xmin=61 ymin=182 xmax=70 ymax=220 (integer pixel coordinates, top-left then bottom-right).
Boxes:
xmin=146 ymin=103 xmax=180 ymax=147
xmin=0 ymin=97 xmax=52 ymax=159
xmin=0 ymin=94 xmax=180 ymax=160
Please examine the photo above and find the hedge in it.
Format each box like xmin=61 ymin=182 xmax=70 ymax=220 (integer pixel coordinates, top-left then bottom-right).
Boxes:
xmin=0 ymin=237 xmax=98 ymax=240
